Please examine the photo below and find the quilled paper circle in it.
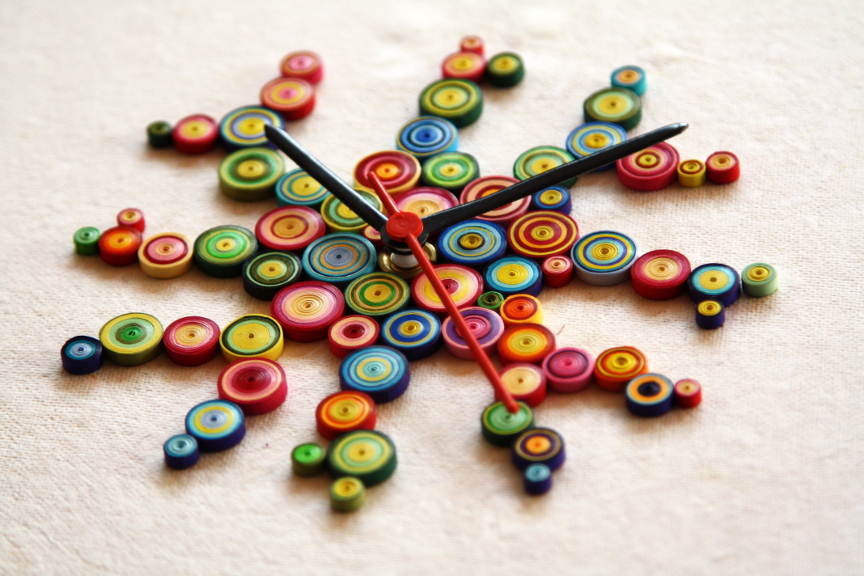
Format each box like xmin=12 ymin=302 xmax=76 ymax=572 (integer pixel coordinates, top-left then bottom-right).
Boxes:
xmin=695 ymin=300 xmax=725 ymax=329
xmin=117 ymin=208 xmax=145 ymax=233
xmin=147 ymin=120 xmax=173 ymax=148
xmin=61 ymin=336 xmax=103 ymax=375
xmin=193 ymin=225 xmax=257 ymax=278
xmin=688 ymin=263 xmax=741 ymax=307
xmin=163 ymin=434 xmax=199 ymax=470
xmin=626 ymin=373 xmax=674 ymax=417
xmin=542 ymin=347 xmax=595 ymax=393
xmin=340 ymin=345 xmax=411 ymax=403
xmin=485 ymin=52 xmax=525 ymax=87
xmin=316 ymin=391 xmax=377 ymax=441
xmin=327 ymin=430 xmax=397 ymax=487
xmin=677 ymin=159 xmax=707 ymax=187
xmin=280 ymin=50 xmax=324 ymax=84
xmin=437 ymin=219 xmax=507 ymax=267
xmin=74 ymin=226 xmax=100 ymax=256
xmin=242 ymin=251 xmax=302 ymax=301
xmin=138 ymin=232 xmax=193 ymax=279
xmin=301 ymin=233 xmax=377 ymax=286
xmin=500 ymin=295 xmax=543 ymax=327
xmin=320 ymin=190 xmax=383 ymax=234
xmin=330 ymin=477 xmax=366 ymax=512
xmin=513 ymin=146 xmax=576 ymax=188
xmin=361 ymin=225 xmax=383 ymax=249
xmin=395 ymin=187 xmax=458 ymax=218
xmin=565 ymin=122 xmax=627 ymax=172
xmin=594 ymin=346 xmax=648 ymax=392
xmin=218 ymin=147 xmax=285 ymax=201
xmin=630 ymin=249 xmax=691 ymax=300
xmin=217 ymin=358 xmax=288 ymax=415
xmin=185 ymin=400 xmax=246 ymax=452
xmin=421 ymin=152 xmax=480 ymax=194
xmin=292 ymin=442 xmax=326 ymax=476
xmin=353 ymin=150 xmax=421 ymax=195
xmin=460 ymin=175 xmax=528 ymax=226
xmin=480 ymin=401 xmax=534 ymax=447
xmin=411 ymin=264 xmax=484 ymax=314
xmin=498 ymin=363 xmax=547 ymax=407
xmin=583 ymin=87 xmax=642 ymax=131
xmin=328 ymin=315 xmax=380 ymax=359
xmin=419 ymin=79 xmax=483 ymax=128
xmin=512 ymin=428 xmax=565 ymax=471
xmin=484 ymin=256 xmax=542 ymax=297
xmin=530 ymin=186 xmax=572 ymax=213
xmin=507 ymin=211 xmax=579 ymax=260
xmin=497 ymin=323 xmax=555 ymax=366
xmin=460 ymin=35 xmax=484 ymax=55
xmin=271 ymin=281 xmax=345 ymax=342
xmin=172 ymin=114 xmax=218 ymax=154
xmin=260 ymin=77 xmax=315 ymax=120
xmin=674 ymin=378 xmax=703 ymax=408
xmin=524 ymin=463 xmax=552 ymax=495
xmin=219 ymin=314 xmax=284 ymax=362
xmin=542 ymin=255 xmax=574 ymax=288
xmin=441 ymin=306 xmax=504 ymax=360
xmin=617 ymin=142 xmax=680 ymax=192
xmin=99 ymin=313 xmax=163 ymax=366
xmin=610 ymin=65 xmax=647 ymax=96
xmin=345 ymin=273 xmax=411 ymax=317
xmin=741 ymin=263 xmax=778 ymax=297
xmin=571 ymin=230 xmax=638 ymax=286
xmin=98 ymin=226 xmax=142 ymax=266
xmin=706 ymin=151 xmax=740 ymax=184
xmin=397 ymin=116 xmax=459 ymax=160
xmin=219 ymin=105 xmax=284 ymax=151
xmin=476 ymin=291 xmax=504 ymax=313
xmin=275 ymin=169 xmax=331 ymax=209
xmin=163 ymin=316 xmax=220 ymax=366
xmin=441 ymin=51 xmax=486 ymax=83
xmin=380 ymin=309 xmax=442 ymax=361
xmin=255 ymin=206 xmax=325 ymax=252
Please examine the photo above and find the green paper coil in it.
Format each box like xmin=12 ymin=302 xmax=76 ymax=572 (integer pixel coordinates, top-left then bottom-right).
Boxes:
xmin=327 ymin=430 xmax=397 ymax=487
xmin=194 ymin=225 xmax=257 ymax=278
xmin=513 ymin=146 xmax=576 ymax=188
xmin=421 ymin=152 xmax=480 ymax=194
xmin=292 ymin=442 xmax=326 ymax=476
xmin=419 ymin=79 xmax=483 ymax=128
xmin=218 ymin=147 xmax=285 ymax=202
xmin=99 ymin=312 xmax=164 ymax=366
xmin=583 ymin=87 xmax=642 ymax=131
xmin=485 ymin=52 xmax=525 ymax=87
xmin=330 ymin=477 xmax=366 ymax=512
xmin=74 ymin=226 xmax=100 ymax=256
xmin=481 ymin=400 xmax=534 ymax=446
xmin=741 ymin=263 xmax=778 ymax=297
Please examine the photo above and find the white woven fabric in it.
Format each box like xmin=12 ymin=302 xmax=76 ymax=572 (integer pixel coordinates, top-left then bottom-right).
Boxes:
xmin=2 ymin=0 xmax=863 ymax=574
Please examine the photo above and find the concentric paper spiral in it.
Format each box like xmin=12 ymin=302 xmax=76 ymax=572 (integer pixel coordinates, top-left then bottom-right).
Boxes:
xmin=460 ymin=35 xmax=484 ymax=55
xmin=301 ymin=233 xmax=377 ymax=286
xmin=255 ymin=206 xmax=325 ymax=252
xmin=219 ymin=105 xmax=284 ymax=151
xmin=163 ymin=316 xmax=220 ymax=366
xmin=512 ymin=428 xmax=565 ymax=471
xmin=340 ymin=345 xmax=411 ymax=403
xmin=396 ymin=116 xmax=459 ymax=160
xmin=271 ymin=281 xmax=344 ymax=342
xmin=630 ymin=249 xmax=691 ymax=300
xmin=380 ymin=309 xmax=442 ymax=361
xmin=677 ymin=159 xmax=707 ymax=187
xmin=330 ymin=477 xmax=366 ymax=512
xmin=411 ymin=264 xmax=484 ymax=314
xmin=327 ymin=430 xmax=397 ymax=487
xmin=61 ymin=336 xmax=103 ymax=375
xmin=610 ymin=65 xmax=647 ymax=96
xmin=542 ymin=347 xmax=594 ymax=393
xmin=163 ymin=434 xmax=199 ymax=470
xmin=500 ymin=295 xmax=542 ymax=327
xmin=583 ymin=87 xmax=642 ymax=130
xmin=219 ymin=314 xmax=284 ymax=362
xmin=485 ymin=52 xmax=524 ymax=87
xmin=185 ymin=400 xmax=246 ymax=452
xmin=74 ymin=226 xmax=100 ymax=256
xmin=674 ymin=378 xmax=703 ymax=408
xmin=571 ymin=230 xmax=637 ymax=286
xmin=541 ymin=255 xmax=574 ymax=288
xmin=484 ymin=256 xmax=542 ymax=297
xmin=421 ymin=152 xmax=479 ymax=194
xmin=460 ymin=175 xmax=528 ymax=226
xmin=706 ymin=151 xmax=740 ymax=184
xmin=320 ymin=190 xmax=383 ymax=234
xmin=530 ymin=186 xmax=572 ymax=214
xmin=497 ymin=323 xmax=555 ymax=366
xmin=344 ymin=273 xmax=410 ymax=318
xmin=687 ymin=263 xmax=741 ymax=307
xmin=507 ymin=211 xmax=579 ymax=260
xmin=437 ymin=219 xmax=507 ymax=267
xmin=441 ymin=51 xmax=486 ymax=83
xmin=147 ymin=120 xmax=173 ymax=149
xmin=524 ymin=463 xmax=552 ymax=495
xmin=395 ymin=187 xmax=457 ymax=218
xmin=260 ymin=77 xmax=315 ymax=120
xmin=565 ymin=122 xmax=627 ymax=172
xmin=218 ymin=147 xmax=285 ymax=201
xmin=513 ymin=146 xmax=576 ymax=187
xmin=617 ymin=142 xmax=680 ymax=192
xmin=476 ymin=291 xmax=504 ymax=313
xmin=328 ymin=316 xmax=381 ymax=359
xmin=172 ymin=114 xmax=218 ymax=154
xmin=625 ymin=373 xmax=674 ymax=417
xmin=316 ymin=391 xmax=377 ymax=441
xmin=99 ymin=312 xmax=163 ymax=366
xmin=138 ymin=232 xmax=193 ymax=279
xmin=275 ymin=169 xmax=331 ymax=209
xmin=217 ymin=358 xmax=288 ymax=415
xmin=594 ymin=346 xmax=648 ymax=392
xmin=98 ymin=226 xmax=142 ymax=266
xmin=280 ymin=50 xmax=324 ymax=84
xmin=441 ymin=306 xmax=504 ymax=360
xmin=498 ymin=363 xmax=547 ymax=407
xmin=741 ymin=263 xmax=778 ymax=297
xmin=193 ymin=225 xmax=257 ymax=278
xmin=117 ymin=208 xmax=145 ymax=233
xmin=353 ymin=151 xmax=421 ymax=195
xmin=480 ymin=400 xmax=534 ymax=446
xmin=242 ymin=251 xmax=302 ymax=301
xmin=292 ymin=442 xmax=326 ymax=476
xmin=419 ymin=79 xmax=483 ymax=128
xmin=695 ymin=300 xmax=725 ymax=329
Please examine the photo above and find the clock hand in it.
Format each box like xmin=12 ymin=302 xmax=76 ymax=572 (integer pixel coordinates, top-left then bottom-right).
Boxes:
xmin=264 ymin=125 xmax=389 ymax=231
xmin=420 ymin=122 xmax=689 ymax=235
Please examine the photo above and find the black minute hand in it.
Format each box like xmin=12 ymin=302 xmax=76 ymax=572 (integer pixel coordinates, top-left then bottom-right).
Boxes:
xmin=421 ymin=122 xmax=689 ymax=235
xmin=265 ymin=125 xmax=389 ymax=230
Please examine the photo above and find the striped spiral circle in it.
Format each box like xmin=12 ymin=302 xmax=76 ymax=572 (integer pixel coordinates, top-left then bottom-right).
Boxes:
xmin=185 ymin=400 xmax=246 ymax=452
xmin=626 ymin=373 xmax=674 ymax=417
xmin=441 ymin=51 xmax=486 ymax=82
xmin=476 ymin=291 xmax=504 ymax=312
xmin=61 ymin=336 xmax=103 ymax=375
xmin=220 ymin=314 xmax=284 ymax=362
xmin=117 ymin=208 xmax=144 ymax=232
xmin=484 ymin=256 xmax=542 ymax=297
xmin=99 ymin=313 xmax=163 ymax=366
xmin=271 ymin=281 xmax=344 ymax=342
xmin=460 ymin=175 xmax=528 ymax=225
xmin=507 ymin=211 xmax=579 ymax=259
xmin=499 ymin=363 xmax=547 ymax=407
xmin=541 ymin=255 xmax=574 ymax=288
xmin=138 ymin=232 xmax=192 ymax=278
xmin=419 ymin=79 xmax=483 ymax=128
xmin=631 ymin=249 xmax=691 ymax=300
xmin=275 ymin=169 xmax=331 ymax=209
xmin=531 ymin=186 xmax=572 ymax=213
xmin=481 ymin=401 xmax=534 ymax=446
xmin=674 ymin=378 xmax=702 ymax=408
xmin=566 ymin=122 xmax=627 ymax=171
xmin=260 ymin=77 xmax=315 ymax=120
xmin=513 ymin=146 xmax=576 ymax=187
xmin=328 ymin=316 xmax=380 ymax=359
xmin=441 ymin=306 xmax=504 ymax=360
xmin=320 ymin=189 xmax=383 ymax=233
xmin=345 ymin=273 xmax=411 ymax=317
xmin=395 ymin=187 xmax=457 ymax=218
xmin=302 ymin=233 xmax=376 ymax=285
xmin=380 ymin=309 xmax=442 ymax=361
xmin=741 ymin=263 xmax=778 ymax=297
xmin=571 ymin=230 xmax=637 ymax=286
xmin=218 ymin=147 xmax=285 ymax=201
xmin=316 ymin=391 xmax=377 ymax=441
xmin=280 ymin=50 xmax=324 ymax=84
xmin=242 ymin=251 xmax=302 ymax=301
xmin=74 ymin=226 xmax=100 ymax=256
xmin=327 ymin=430 xmax=398 ymax=487
xmin=98 ymin=226 xmax=142 ymax=266
xmin=217 ymin=358 xmax=287 ymax=415
xmin=583 ymin=87 xmax=642 ymax=131
xmin=485 ymin=52 xmax=524 ymax=87
xmin=255 ymin=206 xmax=325 ymax=252
xmin=218 ymin=105 xmax=284 ymax=151
xmin=677 ymin=159 xmax=707 ymax=187
xmin=611 ymin=65 xmax=647 ymax=95
xmin=512 ymin=428 xmax=565 ymax=471
xmin=617 ymin=142 xmax=680 ymax=192
xmin=706 ymin=151 xmax=740 ymax=184
xmin=353 ymin=150 xmax=421 ymax=195
xmin=411 ymin=264 xmax=484 ymax=314
xmin=687 ymin=263 xmax=741 ymax=307
xmin=500 ymin=295 xmax=543 ymax=326
xmin=172 ymin=114 xmax=218 ymax=154
xmin=396 ymin=116 xmax=459 ymax=159
xmin=421 ymin=152 xmax=479 ymax=193
xmin=594 ymin=346 xmax=648 ymax=392
xmin=542 ymin=347 xmax=594 ymax=393
xmin=163 ymin=434 xmax=199 ymax=470
xmin=340 ymin=345 xmax=411 ymax=403
xmin=437 ymin=219 xmax=507 ymax=267
xmin=497 ymin=323 xmax=555 ymax=366
xmin=163 ymin=316 xmax=220 ymax=366
xmin=193 ymin=225 xmax=257 ymax=278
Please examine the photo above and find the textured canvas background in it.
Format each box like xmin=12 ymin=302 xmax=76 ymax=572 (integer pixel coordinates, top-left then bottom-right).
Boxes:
xmin=2 ymin=1 xmax=863 ymax=574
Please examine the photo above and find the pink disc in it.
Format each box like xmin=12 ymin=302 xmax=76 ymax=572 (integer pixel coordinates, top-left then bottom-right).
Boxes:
xmin=542 ymin=347 xmax=595 ymax=393
xmin=255 ymin=206 xmax=326 ymax=252
xmin=143 ymin=234 xmax=188 ymax=265
xmin=280 ymin=50 xmax=324 ymax=84
xmin=460 ymin=176 xmax=528 ymax=226
xmin=271 ymin=281 xmax=345 ymax=342
xmin=163 ymin=316 xmax=221 ymax=366
xmin=217 ymin=358 xmax=288 ymax=415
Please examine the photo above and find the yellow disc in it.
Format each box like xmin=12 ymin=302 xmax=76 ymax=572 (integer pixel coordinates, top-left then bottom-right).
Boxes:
xmin=179 ymin=119 xmax=209 ymax=139
xmin=502 ymin=366 xmax=542 ymax=395
xmin=529 ymin=158 xmax=556 ymax=174
xmin=525 ymin=435 xmax=552 ymax=454
xmin=333 ymin=477 xmax=363 ymax=498
xmin=636 ymin=152 xmax=659 ymax=168
xmin=590 ymin=242 xmax=619 ymax=262
xmin=597 ymin=94 xmax=628 ymax=115
xmin=489 ymin=55 xmax=516 ymax=73
xmin=585 ymin=133 xmax=609 ymax=149
xmin=708 ymin=154 xmax=733 ymax=169
xmin=435 ymin=87 xmax=468 ymax=107
xmin=290 ymin=175 xmax=321 ymax=199
xmin=496 ymin=263 xmax=529 ymax=285
xmin=237 ymin=159 xmax=267 ymax=180
xmin=346 ymin=440 xmax=377 ymax=464
xmin=530 ymin=226 xmax=554 ymax=241
xmin=644 ymin=257 xmax=679 ymax=281
xmin=609 ymin=351 xmax=638 ymax=374
xmin=238 ymin=117 xmax=265 ymax=136
xmin=176 ymin=324 xmax=208 ymax=347
xmin=336 ymin=203 xmax=357 ymax=219
xmin=459 ymin=233 xmax=484 ymax=250
xmin=697 ymin=300 xmax=722 ymax=316
xmin=747 ymin=265 xmax=770 ymax=282
xmin=540 ymin=189 xmax=562 ymax=204
xmin=698 ymin=269 xmax=729 ymax=290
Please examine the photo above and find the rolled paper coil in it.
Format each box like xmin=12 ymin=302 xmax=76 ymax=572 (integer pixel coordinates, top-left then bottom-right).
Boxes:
xmin=497 ymin=323 xmax=555 ymax=366
xmin=292 ymin=442 xmax=326 ymax=476
xmin=380 ymin=310 xmax=442 ymax=361
xmin=396 ymin=116 xmax=459 ymax=161
xmin=674 ymin=379 xmax=703 ymax=408
xmin=163 ymin=434 xmax=199 ymax=470
xmin=172 ymin=114 xmax=218 ymax=154
xmin=421 ymin=151 xmax=480 ymax=194
xmin=99 ymin=312 xmax=163 ymax=366
xmin=138 ymin=232 xmax=193 ymax=279
xmin=345 ymin=272 xmax=411 ymax=318
xmin=565 ymin=122 xmax=627 ymax=172
xmin=610 ymin=65 xmax=647 ymax=96
xmin=255 ymin=206 xmax=325 ymax=252
xmin=340 ymin=345 xmax=411 ymax=403
xmin=571 ymin=230 xmax=638 ymax=286
xmin=459 ymin=35 xmax=484 ymax=56
xmin=498 ymin=363 xmax=547 ymax=407
xmin=411 ymin=264 xmax=484 ymax=315
xmin=541 ymin=255 xmax=574 ymax=288
xmin=98 ymin=226 xmax=142 ymax=266
xmin=218 ymin=105 xmax=284 ymax=151
xmin=530 ymin=186 xmax=572 ymax=213
xmin=61 ymin=335 xmax=104 ymax=375
xmin=524 ymin=464 xmax=552 ymax=495
xmin=485 ymin=52 xmax=525 ymax=87
xmin=330 ymin=477 xmax=366 ymax=512
xmin=441 ymin=51 xmax=486 ymax=83
xmin=241 ymin=251 xmax=302 ymax=301
xmin=280 ymin=50 xmax=324 ymax=84
xmin=441 ymin=306 xmax=504 ymax=360
xmin=316 ymin=391 xmax=377 ymax=441
xmin=511 ymin=427 xmax=565 ymax=471
xmin=706 ymin=151 xmax=740 ymax=184
xmin=741 ymin=263 xmax=778 ymax=297
xmin=593 ymin=346 xmax=648 ymax=392
xmin=677 ymin=159 xmax=706 ymax=187
xmin=484 ymin=256 xmax=542 ymax=297
xmin=320 ymin=190 xmax=383 ymax=234
xmin=117 ymin=208 xmax=145 ymax=233
xmin=395 ymin=186 xmax=458 ymax=219
xmin=260 ymin=77 xmax=315 ymax=121
xmin=461 ymin=175 xmax=529 ymax=226
xmin=500 ymin=295 xmax=543 ymax=327
xmin=542 ymin=347 xmax=594 ymax=393
xmin=217 ymin=358 xmax=288 ymax=415
xmin=480 ymin=400 xmax=534 ymax=446
xmin=74 ymin=226 xmax=100 ymax=256
xmin=687 ymin=263 xmax=741 ymax=307
xmin=513 ymin=146 xmax=576 ymax=188
xmin=353 ymin=150 xmax=421 ymax=196
xmin=147 ymin=120 xmax=173 ymax=148
xmin=163 ymin=316 xmax=220 ymax=366
xmin=193 ymin=225 xmax=257 ymax=278
xmin=630 ymin=249 xmax=691 ymax=300
xmin=185 ymin=400 xmax=246 ymax=452
xmin=218 ymin=147 xmax=285 ymax=201
xmin=476 ymin=291 xmax=505 ymax=313
xmin=437 ymin=219 xmax=507 ymax=268
xmin=328 ymin=316 xmax=380 ymax=359
xmin=419 ymin=79 xmax=483 ymax=128
xmin=271 ymin=281 xmax=344 ymax=342
xmin=583 ymin=87 xmax=642 ymax=131
xmin=695 ymin=300 xmax=725 ymax=329
xmin=219 ymin=314 xmax=284 ymax=362
xmin=275 ymin=169 xmax=331 ymax=209
xmin=301 ymin=233 xmax=377 ymax=287
xmin=625 ymin=373 xmax=674 ymax=417
xmin=326 ymin=430 xmax=397 ymax=487
xmin=616 ymin=142 xmax=680 ymax=192
xmin=507 ymin=210 xmax=579 ymax=260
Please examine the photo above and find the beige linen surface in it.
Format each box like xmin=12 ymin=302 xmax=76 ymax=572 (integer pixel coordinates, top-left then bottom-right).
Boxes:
xmin=1 ymin=1 xmax=863 ymax=574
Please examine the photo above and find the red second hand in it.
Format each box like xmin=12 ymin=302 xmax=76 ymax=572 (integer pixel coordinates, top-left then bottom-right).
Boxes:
xmin=368 ymin=173 xmax=519 ymax=413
